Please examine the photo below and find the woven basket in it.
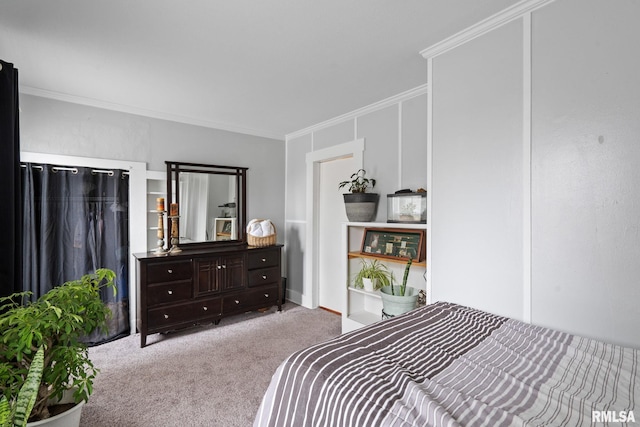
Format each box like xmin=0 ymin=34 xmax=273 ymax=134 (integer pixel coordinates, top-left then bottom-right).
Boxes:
xmin=247 ymin=219 xmax=277 ymax=247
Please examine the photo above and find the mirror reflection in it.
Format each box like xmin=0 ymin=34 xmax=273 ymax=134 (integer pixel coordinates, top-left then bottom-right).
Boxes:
xmin=178 ymin=172 xmax=237 ymax=243
xmin=166 ymin=161 xmax=247 ymax=248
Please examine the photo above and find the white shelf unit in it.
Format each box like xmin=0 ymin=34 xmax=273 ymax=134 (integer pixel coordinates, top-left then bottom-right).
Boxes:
xmin=213 ymin=217 xmax=237 ymax=241
xmin=342 ymin=221 xmax=429 ymax=333
xmin=146 ymin=171 xmax=167 ymax=251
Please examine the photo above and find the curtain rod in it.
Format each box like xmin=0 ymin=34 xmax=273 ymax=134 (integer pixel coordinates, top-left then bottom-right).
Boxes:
xmin=20 ymin=164 xmax=129 ymax=176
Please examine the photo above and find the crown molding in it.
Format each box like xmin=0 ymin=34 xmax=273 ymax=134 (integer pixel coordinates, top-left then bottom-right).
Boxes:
xmin=286 ymin=83 xmax=428 ymax=141
xmin=19 ymin=86 xmax=284 ymax=141
xmin=420 ymin=0 xmax=556 ymax=59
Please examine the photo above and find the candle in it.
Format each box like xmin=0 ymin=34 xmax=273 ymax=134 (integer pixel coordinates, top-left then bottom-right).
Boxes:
xmin=156 ymin=197 xmax=165 ymax=212
xmin=170 ymin=203 xmax=178 ymax=216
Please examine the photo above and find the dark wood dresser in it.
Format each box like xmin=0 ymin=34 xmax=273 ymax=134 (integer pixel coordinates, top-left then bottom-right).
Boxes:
xmin=135 ymin=244 xmax=282 ymax=347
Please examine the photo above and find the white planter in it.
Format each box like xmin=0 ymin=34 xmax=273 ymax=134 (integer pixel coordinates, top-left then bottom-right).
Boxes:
xmin=27 ymin=390 xmax=85 ymax=427
xmin=362 ymin=278 xmax=376 ymax=292
xmin=380 ymin=285 xmax=419 ymax=316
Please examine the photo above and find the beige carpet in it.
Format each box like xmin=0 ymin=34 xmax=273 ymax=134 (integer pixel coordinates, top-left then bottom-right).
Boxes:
xmin=81 ymin=303 xmax=341 ymax=426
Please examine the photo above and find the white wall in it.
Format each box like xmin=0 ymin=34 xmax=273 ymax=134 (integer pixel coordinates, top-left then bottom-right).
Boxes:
xmin=530 ymin=0 xmax=640 ymax=347
xmin=285 ymin=87 xmax=428 ymax=307
xmin=430 ymin=19 xmax=524 ymax=321
xmin=423 ymin=0 xmax=640 ymax=348
xmin=19 ymin=94 xmax=286 ymax=235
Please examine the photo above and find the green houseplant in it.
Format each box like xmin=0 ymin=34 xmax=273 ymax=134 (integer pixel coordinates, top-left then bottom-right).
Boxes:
xmin=338 ymin=169 xmax=379 ymax=222
xmin=0 ymin=269 xmax=116 ymax=424
xmin=0 ymin=346 xmax=44 ymax=427
xmin=380 ymin=259 xmax=419 ymax=316
xmin=353 ymin=259 xmax=393 ymax=292
xmin=338 ymin=168 xmax=376 ymax=193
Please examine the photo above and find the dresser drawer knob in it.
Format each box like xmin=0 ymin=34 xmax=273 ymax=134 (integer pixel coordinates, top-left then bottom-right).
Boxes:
xmin=167 ymin=290 xmax=173 ymax=295
xmin=235 ymin=300 xmax=240 ymax=304
xmin=164 ymin=314 xmax=169 ymax=319
xmin=261 ymin=258 xmax=267 ymax=262
xmin=217 ymin=265 xmax=222 ymax=270
xmin=222 ymin=264 xmax=227 ymax=269
xmin=264 ymin=293 xmax=269 ymax=298
xmin=168 ymin=269 xmax=173 ymax=274
xmin=203 ymin=306 xmax=208 ymax=311
xmin=262 ymin=275 xmax=267 ymax=280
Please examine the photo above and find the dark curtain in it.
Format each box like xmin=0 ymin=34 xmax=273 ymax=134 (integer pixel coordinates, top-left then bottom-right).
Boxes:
xmin=0 ymin=60 xmax=21 ymax=298
xmin=22 ymin=164 xmax=130 ymax=344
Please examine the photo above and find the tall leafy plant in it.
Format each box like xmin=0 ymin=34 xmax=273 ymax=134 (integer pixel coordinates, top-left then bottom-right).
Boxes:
xmin=0 ymin=269 xmax=115 ymax=422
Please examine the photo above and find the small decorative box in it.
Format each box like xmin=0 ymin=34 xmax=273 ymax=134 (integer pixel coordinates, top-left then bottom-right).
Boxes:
xmin=387 ymin=192 xmax=426 ymax=223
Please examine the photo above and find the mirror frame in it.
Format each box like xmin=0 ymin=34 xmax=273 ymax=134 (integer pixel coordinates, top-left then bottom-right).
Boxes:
xmin=166 ymin=161 xmax=248 ymax=249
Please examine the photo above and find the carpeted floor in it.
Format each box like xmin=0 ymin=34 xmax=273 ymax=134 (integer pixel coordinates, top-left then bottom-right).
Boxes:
xmin=81 ymin=303 xmax=341 ymax=426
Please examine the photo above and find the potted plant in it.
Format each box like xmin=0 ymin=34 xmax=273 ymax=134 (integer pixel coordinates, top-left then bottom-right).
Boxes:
xmin=353 ymin=259 xmax=393 ymax=292
xmin=380 ymin=259 xmax=419 ymax=316
xmin=0 ymin=346 xmax=44 ymax=427
xmin=338 ymin=169 xmax=379 ymax=222
xmin=0 ymin=269 xmax=116 ymax=426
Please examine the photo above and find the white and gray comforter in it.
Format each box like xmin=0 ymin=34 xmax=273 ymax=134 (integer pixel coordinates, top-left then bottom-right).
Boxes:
xmin=255 ymin=302 xmax=638 ymax=426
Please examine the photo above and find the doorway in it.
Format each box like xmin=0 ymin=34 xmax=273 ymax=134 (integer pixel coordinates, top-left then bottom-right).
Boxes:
xmin=318 ymin=156 xmax=355 ymax=313
xmin=305 ymin=139 xmax=364 ymax=310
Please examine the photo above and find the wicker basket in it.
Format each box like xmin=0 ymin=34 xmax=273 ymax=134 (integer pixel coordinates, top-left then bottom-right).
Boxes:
xmin=247 ymin=219 xmax=277 ymax=247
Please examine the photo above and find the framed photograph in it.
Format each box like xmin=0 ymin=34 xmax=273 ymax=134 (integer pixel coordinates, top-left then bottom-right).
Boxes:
xmin=360 ymin=228 xmax=425 ymax=262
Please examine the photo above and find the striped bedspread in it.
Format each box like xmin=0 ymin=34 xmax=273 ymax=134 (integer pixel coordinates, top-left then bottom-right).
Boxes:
xmin=255 ymin=302 xmax=638 ymax=426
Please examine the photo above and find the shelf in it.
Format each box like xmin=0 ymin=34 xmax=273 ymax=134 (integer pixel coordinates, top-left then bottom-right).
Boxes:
xmin=348 ymin=287 xmax=381 ymax=298
xmin=146 ymin=172 xmax=168 ymax=251
xmin=347 ymin=311 xmax=382 ymax=326
xmin=345 ymin=221 xmax=428 ymax=229
xmin=343 ymin=221 xmax=428 ymax=333
xmin=348 ymin=251 xmax=426 ymax=267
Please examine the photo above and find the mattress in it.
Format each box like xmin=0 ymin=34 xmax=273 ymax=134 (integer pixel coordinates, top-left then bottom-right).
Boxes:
xmin=254 ymin=302 xmax=638 ymax=426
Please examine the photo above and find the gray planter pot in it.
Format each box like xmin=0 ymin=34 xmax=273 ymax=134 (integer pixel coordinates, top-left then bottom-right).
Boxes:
xmin=379 ymin=285 xmax=419 ymax=316
xmin=343 ymin=193 xmax=379 ymax=222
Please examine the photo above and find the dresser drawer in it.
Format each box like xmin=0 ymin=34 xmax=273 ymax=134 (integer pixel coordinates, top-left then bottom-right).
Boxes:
xmin=146 ymin=260 xmax=192 ymax=284
xmin=247 ymin=266 xmax=280 ymax=288
xmin=147 ymin=280 xmax=192 ymax=306
xmin=147 ymin=298 xmax=222 ymax=330
xmin=247 ymin=249 xmax=280 ymax=270
xmin=223 ymin=285 xmax=278 ymax=314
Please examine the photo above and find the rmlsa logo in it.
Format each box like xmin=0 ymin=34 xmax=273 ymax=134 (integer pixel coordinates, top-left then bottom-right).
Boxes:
xmin=592 ymin=410 xmax=636 ymax=423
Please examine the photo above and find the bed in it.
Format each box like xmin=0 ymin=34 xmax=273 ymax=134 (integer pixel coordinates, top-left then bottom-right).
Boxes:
xmin=254 ymin=302 xmax=638 ymax=426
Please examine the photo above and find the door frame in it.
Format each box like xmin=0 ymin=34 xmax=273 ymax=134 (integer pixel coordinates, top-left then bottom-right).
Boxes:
xmin=303 ymin=139 xmax=364 ymax=308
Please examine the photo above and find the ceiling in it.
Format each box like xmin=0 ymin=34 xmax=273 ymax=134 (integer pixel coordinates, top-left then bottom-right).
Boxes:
xmin=0 ymin=0 xmax=517 ymax=140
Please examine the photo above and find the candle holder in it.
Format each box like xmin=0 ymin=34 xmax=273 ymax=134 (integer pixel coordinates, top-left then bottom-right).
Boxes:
xmin=154 ymin=211 xmax=168 ymax=256
xmin=168 ymin=215 xmax=182 ymax=254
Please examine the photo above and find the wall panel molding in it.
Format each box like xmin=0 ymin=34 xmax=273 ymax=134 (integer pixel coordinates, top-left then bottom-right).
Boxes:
xmin=420 ymin=0 xmax=555 ymax=59
xmin=286 ymin=84 xmax=427 ymax=141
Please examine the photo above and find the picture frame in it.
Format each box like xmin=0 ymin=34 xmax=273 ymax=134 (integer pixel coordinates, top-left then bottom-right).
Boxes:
xmin=360 ymin=228 xmax=425 ymax=262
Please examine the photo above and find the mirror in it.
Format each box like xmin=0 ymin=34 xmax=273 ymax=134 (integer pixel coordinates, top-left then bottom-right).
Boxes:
xmin=166 ymin=161 xmax=247 ymax=247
